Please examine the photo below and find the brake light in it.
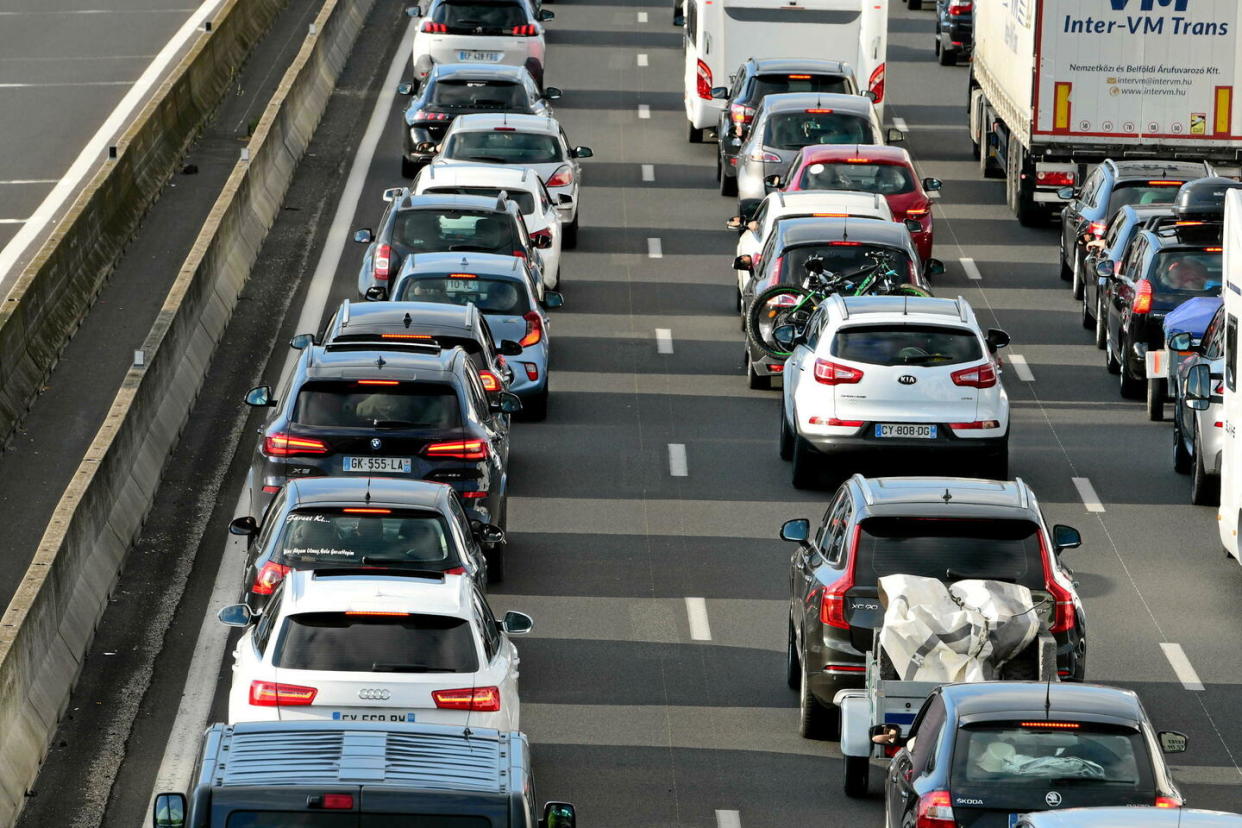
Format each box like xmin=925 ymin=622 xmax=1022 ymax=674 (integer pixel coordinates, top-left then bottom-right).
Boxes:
xmin=493 ymin=127 xmax=516 ymax=132
xmin=811 ymin=213 xmax=848 ymax=218
xmin=1155 ymin=796 xmax=1183 ymax=809
xmin=788 ymin=74 xmax=811 ymax=79
xmin=905 ymin=206 xmax=929 ymax=217
xmin=1036 ymin=529 xmax=1076 ymax=633
xmin=915 ymin=790 xmax=955 ymax=828
xmin=519 ymin=310 xmax=543 ymax=347
xmin=448 ymin=272 xmax=477 ymax=279
xmin=511 ymin=23 xmax=536 ymax=34
xmin=424 ymin=440 xmax=488 ymax=460
xmin=511 ymin=248 xmax=526 ymax=259
xmin=950 ymin=363 xmax=997 ymax=388
xmin=867 ymin=63 xmax=885 ymax=104
xmin=1175 ymin=220 xmax=1205 ymax=226
xmin=249 ymin=680 xmax=317 ymax=706
xmin=1205 ymin=246 xmax=1223 ymax=253
xmin=343 ymin=507 xmax=392 ymax=514
xmin=818 ymin=526 xmax=861 ymax=628
xmin=750 ymin=151 xmax=783 ymax=163
xmin=357 ymin=379 xmax=399 ymax=386
xmin=696 ymin=59 xmax=712 ymax=100
xmin=1133 ymin=279 xmax=1153 ymax=314
xmin=1035 ymin=170 xmax=1076 ymax=188
xmin=808 ymin=417 xmax=863 ymax=427
xmin=824 ymin=663 xmax=866 ymax=672
xmin=319 ymin=794 xmax=354 ymax=810
xmin=252 ymin=561 xmax=291 ymax=595
xmin=844 ymin=157 xmax=871 ymax=163
xmin=767 ymin=363 xmax=785 ymax=373
xmin=433 ymin=686 xmax=501 ymax=711
xmin=263 ymin=432 xmax=328 ymax=456
xmin=729 ymin=103 xmax=755 ymax=125
xmin=546 ymin=165 xmax=574 ymax=188
xmin=813 ymin=359 xmax=863 ymax=385
xmin=804 ymin=108 xmax=833 ymax=114
xmin=461 ymin=490 xmax=488 ymax=499
xmin=829 ymin=240 xmax=862 ymax=246
xmin=1147 ymin=180 xmax=1183 ymax=186
xmin=374 ymin=243 xmax=392 ymax=281
xmin=444 ymin=566 xmax=467 ymax=575
xmin=421 ymin=20 xmax=448 ymax=32
xmin=522 ymin=361 xmax=538 ymax=380
xmin=479 ymin=369 xmax=501 ymax=392
xmin=411 ymin=110 xmax=449 ymax=122
xmin=947 ymin=0 xmax=972 ymax=14
xmin=1020 ymin=721 xmax=1080 ymax=729
xmin=345 ymin=611 xmax=410 ymax=616
xmin=381 ymin=333 xmax=433 ymax=338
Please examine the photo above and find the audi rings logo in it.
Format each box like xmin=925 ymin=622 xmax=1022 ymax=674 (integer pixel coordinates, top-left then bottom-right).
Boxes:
xmin=370 ymin=438 xmax=383 ymax=451
xmin=359 ymin=688 xmax=391 ymax=700
xmin=898 ymin=375 xmax=918 ymax=385
xmin=1045 ymin=791 xmax=1063 ymax=808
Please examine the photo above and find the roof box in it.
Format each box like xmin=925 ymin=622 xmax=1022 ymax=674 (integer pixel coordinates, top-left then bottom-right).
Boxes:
xmin=1174 ymin=177 xmax=1242 ymax=220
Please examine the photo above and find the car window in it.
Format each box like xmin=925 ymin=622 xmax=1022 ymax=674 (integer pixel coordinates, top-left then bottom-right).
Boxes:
xmin=814 ymin=489 xmax=847 ymax=549
xmin=431 ymin=80 xmax=526 ymax=110
xmin=1101 ymin=213 xmax=1125 ymax=249
xmin=394 ymin=274 xmax=532 ymax=316
xmin=254 ymin=588 xmax=284 ymax=655
xmin=952 ymin=722 xmax=1150 ymax=790
xmin=1148 ymin=248 xmax=1223 ymax=295
xmin=271 ymin=509 xmax=454 ymax=569
xmin=763 ymin=111 xmax=873 ymax=149
xmin=753 ymin=73 xmax=852 ymax=99
xmin=274 ymin=612 xmax=480 ymax=672
xmin=1107 ymin=182 xmax=1182 ymax=216
xmin=817 ymin=492 xmax=853 ymax=563
xmin=854 ymin=517 xmax=1045 ymax=589
xmin=776 ymin=244 xmax=915 ymax=287
xmin=909 ymin=695 xmax=946 ymax=775
xmin=293 ymin=381 xmax=461 ymax=428
xmin=798 ymin=161 xmax=914 ymax=195
xmin=446 ymin=130 xmax=562 ymax=164
xmin=729 ymin=65 xmax=747 ymax=99
xmin=1079 ymin=168 xmax=1103 ymax=207
xmin=685 ymin=0 xmax=697 ymax=43
xmin=1204 ymin=307 xmax=1226 ymax=359
xmin=227 ymin=816 xmax=490 ymax=828
xmin=431 ymin=0 xmax=530 ymax=33
xmin=1122 ymin=238 xmax=1148 ymax=281
xmin=1228 ymin=314 xmax=1238 ymax=392
xmin=391 ymin=208 xmax=518 ymax=254
xmin=473 ymin=591 xmax=502 ymax=661
xmin=803 ymin=308 xmax=826 ymax=350
xmin=832 ymin=324 xmax=983 ymax=367
xmin=424 ymin=185 xmax=536 ymax=215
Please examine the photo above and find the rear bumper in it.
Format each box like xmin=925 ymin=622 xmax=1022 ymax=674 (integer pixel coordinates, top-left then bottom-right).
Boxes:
xmin=799 ymin=427 xmax=1008 ymax=458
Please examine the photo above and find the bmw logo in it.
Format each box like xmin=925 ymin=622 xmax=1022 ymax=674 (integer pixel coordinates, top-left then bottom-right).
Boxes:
xmin=898 ymin=375 xmax=917 ymax=385
xmin=370 ymin=438 xmax=382 ymax=451
xmin=1045 ymin=792 xmax=1062 ymax=808
xmin=359 ymin=688 xmax=391 ymax=700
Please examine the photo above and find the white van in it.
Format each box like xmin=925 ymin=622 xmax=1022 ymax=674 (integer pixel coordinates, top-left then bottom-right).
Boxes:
xmin=1215 ymin=189 xmax=1242 ymax=562
xmin=681 ymin=0 xmax=888 ymax=142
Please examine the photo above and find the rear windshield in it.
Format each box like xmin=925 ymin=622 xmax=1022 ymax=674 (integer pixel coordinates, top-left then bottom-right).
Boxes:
xmin=763 ymin=112 xmax=873 ymax=150
xmin=424 ymin=185 xmax=536 ymax=215
xmin=855 ymin=517 xmax=1045 ymax=589
xmin=293 ymin=382 xmax=461 ymax=429
xmin=431 ymin=79 xmax=526 ymax=110
xmin=432 ymin=0 xmax=528 ymax=32
xmin=445 ymin=131 xmax=562 ymax=165
xmin=751 ymin=73 xmax=852 ymax=99
xmin=832 ymin=324 xmax=982 ymax=367
xmin=775 ymin=244 xmax=914 ymax=285
xmin=1107 ymin=182 xmax=1181 ymax=217
xmin=228 ymin=816 xmax=490 ymax=828
xmin=274 ymin=612 xmax=479 ymax=672
xmin=394 ymin=275 xmax=531 ymax=315
xmin=330 ymin=333 xmax=484 ymax=357
xmin=798 ymin=161 xmax=914 ymax=196
xmin=391 ymin=209 xmax=517 ymax=254
xmin=1148 ymin=249 xmax=1223 ymax=295
xmin=272 ymin=509 xmax=454 ymax=569
xmin=952 ymin=723 xmax=1148 ymax=791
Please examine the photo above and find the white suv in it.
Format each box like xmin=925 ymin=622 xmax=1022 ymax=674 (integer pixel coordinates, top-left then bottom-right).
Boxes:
xmin=410 ymin=0 xmax=553 ymax=89
xmin=220 ymin=569 xmax=530 ymax=730
xmin=777 ymin=295 xmax=1011 ymax=488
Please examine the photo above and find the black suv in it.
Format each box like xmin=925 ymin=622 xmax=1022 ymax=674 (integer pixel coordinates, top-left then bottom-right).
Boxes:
xmin=352 ymin=191 xmax=547 ymax=298
xmin=933 ymin=0 xmax=973 ymax=65
xmin=243 ymin=342 xmax=520 ymax=574
xmin=780 ymin=475 xmax=1086 ymax=740
xmin=1058 ymin=159 xmax=1207 ymax=298
xmin=399 ymin=63 xmax=561 ymax=177
xmin=711 ymin=58 xmax=858 ymax=197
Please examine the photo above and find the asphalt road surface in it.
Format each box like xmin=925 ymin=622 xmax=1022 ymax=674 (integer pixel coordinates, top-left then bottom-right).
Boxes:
xmin=16 ymin=1 xmax=1242 ymax=825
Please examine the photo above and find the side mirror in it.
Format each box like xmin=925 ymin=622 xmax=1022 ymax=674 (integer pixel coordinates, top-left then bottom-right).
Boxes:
xmin=405 ymin=4 xmax=422 ymax=15
xmin=397 ymin=82 xmax=414 ymax=96
xmin=499 ymin=339 xmax=524 ymax=356
xmin=382 ymin=187 xmax=405 ymax=203
xmin=726 ymin=215 xmax=743 ymax=231
xmin=491 ymin=391 xmax=523 ymax=414
xmin=1057 ymin=186 xmax=1076 ymax=200
xmin=886 ymin=127 xmax=907 ymax=143
xmin=244 ymin=385 xmax=275 ymax=407
xmin=153 ymin=793 xmax=187 ymax=828
xmin=229 ymin=516 xmax=258 ymax=536
xmin=365 ymin=286 xmax=388 ymax=301
xmin=904 ymin=218 xmax=922 ymax=233
xmin=542 ymin=802 xmax=577 ymax=828
xmin=1052 ymin=524 xmax=1081 ymax=551
xmin=763 ymin=174 xmax=782 ymax=190
xmin=772 ymin=324 xmax=801 ymax=349
xmin=925 ymin=258 xmax=946 ymax=277
xmin=985 ymin=328 xmax=1011 ymax=351
xmin=733 ymin=254 xmax=754 ymax=272
xmin=289 ymin=333 xmax=315 ymax=350
xmin=1186 ymin=363 xmax=1212 ymax=410
xmin=217 ymin=604 xmax=253 ymax=627
xmin=710 ymin=86 xmax=730 ymax=100
xmin=922 ymin=177 xmax=943 ymax=192
xmin=1167 ymin=331 xmax=1196 ymax=352
xmin=571 ymin=146 xmax=594 ymax=159
xmin=537 ymin=8 xmax=554 ymax=19
xmin=543 ymin=86 xmax=562 ymax=100
xmin=475 ymin=522 xmax=506 ymax=545
xmin=863 ymin=89 xmax=878 ymax=102
xmin=1158 ymin=731 xmax=1188 ymax=754
xmin=501 ymin=610 xmax=534 ymax=635
xmin=353 ymin=228 xmax=374 ymax=244
xmin=542 ymin=290 xmax=564 ymax=309
xmin=1095 ymin=259 xmax=1114 ymax=280
xmin=780 ymin=517 xmax=810 ymax=543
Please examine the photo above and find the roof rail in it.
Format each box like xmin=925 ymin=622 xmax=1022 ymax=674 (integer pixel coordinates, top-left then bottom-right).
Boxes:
xmin=852 ymin=473 xmax=874 ymax=505
xmin=496 ymin=190 xmax=509 ymax=211
xmin=341 ymin=298 xmax=351 ymax=327
xmin=955 ymin=296 xmax=968 ymax=322
xmin=1013 ymin=476 xmax=1030 ymax=509
xmin=831 ymin=292 xmax=849 ymax=320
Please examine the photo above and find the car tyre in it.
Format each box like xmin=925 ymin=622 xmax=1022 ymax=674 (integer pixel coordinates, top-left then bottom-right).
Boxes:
xmin=798 ymin=666 xmax=839 ymax=740
xmin=1080 ymin=282 xmax=1094 ymax=330
xmin=522 ymin=388 xmax=549 ymax=422
xmin=785 ymin=620 xmax=800 ymax=689
xmin=563 ymin=211 xmax=579 ymax=249
xmin=780 ymin=404 xmax=794 ymax=461
xmin=688 ymin=121 xmax=705 ymax=143
xmin=792 ymin=436 xmax=819 ymax=489
xmin=1058 ymin=244 xmax=1072 ymax=282
xmin=485 ymin=543 xmax=505 ymax=584
xmin=1094 ymin=296 xmax=1108 ymax=348
xmin=748 ymin=360 xmax=772 ymax=390
xmin=1071 ymin=253 xmax=1085 ymax=300
xmin=1192 ymin=433 xmax=1220 ymax=506
xmin=1118 ymin=350 xmax=1143 ymax=399
xmin=938 ymin=42 xmax=956 ymax=66
xmin=1173 ymin=417 xmax=1193 ymax=474
xmin=1105 ymin=328 xmax=1121 ymax=374
xmin=720 ymin=167 xmax=738 ymax=197
xmin=1147 ymin=378 xmax=1165 ymax=421
xmin=844 ymin=757 xmax=870 ymax=798
xmin=907 ymin=0 xmax=921 ymax=8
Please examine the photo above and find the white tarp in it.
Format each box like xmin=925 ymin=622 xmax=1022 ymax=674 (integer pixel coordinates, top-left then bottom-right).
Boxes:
xmin=878 ymin=575 xmax=1040 ymax=683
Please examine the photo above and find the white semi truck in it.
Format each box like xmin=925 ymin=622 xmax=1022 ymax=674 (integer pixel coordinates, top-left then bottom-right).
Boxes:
xmin=969 ymin=0 xmax=1242 ymax=225
xmin=1214 ymin=188 xmax=1242 ymax=562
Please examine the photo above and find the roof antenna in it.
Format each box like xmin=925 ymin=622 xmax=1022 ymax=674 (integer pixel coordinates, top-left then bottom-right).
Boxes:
xmin=364 ymin=479 xmax=372 ymax=504
xmin=376 ymin=355 xmax=386 ymax=370
xmin=842 ymin=216 xmax=848 ymax=241
xmin=403 ymin=312 xmax=412 ymax=329
xmin=1044 ymin=663 xmax=1053 ymax=719
xmin=941 ymin=488 xmax=952 ymax=504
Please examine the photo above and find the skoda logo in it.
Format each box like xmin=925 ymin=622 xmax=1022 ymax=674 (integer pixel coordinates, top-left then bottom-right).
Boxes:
xmin=370 ymin=438 xmax=382 ymax=451
xmin=1045 ymin=791 xmax=1062 ymax=808
xmin=898 ymin=375 xmax=918 ymax=385
xmin=359 ymin=688 xmax=391 ymax=700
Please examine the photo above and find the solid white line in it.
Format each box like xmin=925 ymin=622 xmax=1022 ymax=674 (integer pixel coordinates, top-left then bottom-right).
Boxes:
xmin=1071 ymin=477 xmax=1105 ymax=513
xmin=647 ymin=237 xmax=663 ymax=258
xmin=146 ymin=18 xmax=419 ymax=814
xmin=637 ymin=10 xmax=648 ymax=22
xmin=641 ymin=163 xmax=655 ymax=182
xmin=960 ymin=256 xmax=982 ymax=280
xmin=637 ymin=53 xmax=649 ymax=67
xmin=1007 ymin=354 xmax=1035 ymax=382
xmin=0 ymin=179 xmax=57 ymax=185
xmin=0 ymin=7 xmax=195 ymax=13
xmin=715 ymin=811 xmax=741 ymax=828
xmin=892 ymin=116 xmax=908 ymax=132
xmin=685 ymin=597 xmax=711 ymax=640
xmin=655 ymin=327 xmax=673 ymax=354
xmin=637 ymin=104 xmax=651 ymax=119
xmin=1160 ymin=643 xmax=1205 ymax=691
xmin=0 ymin=0 xmax=229 ymax=286
xmin=668 ymin=443 xmax=688 ymax=476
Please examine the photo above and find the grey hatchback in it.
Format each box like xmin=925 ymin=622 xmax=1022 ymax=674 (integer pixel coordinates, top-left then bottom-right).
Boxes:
xmin=780 ymin=475 xmax=1086 ymax=740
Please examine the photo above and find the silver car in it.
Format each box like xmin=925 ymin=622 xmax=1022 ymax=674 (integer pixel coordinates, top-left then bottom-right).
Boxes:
xmin=1017 ymin=807 xmax=1242 ymax=828
xmin=1170 ymin=303 xmax=1225 ymax=505
xmin=735 ymin=92 xmax=903 ymax=207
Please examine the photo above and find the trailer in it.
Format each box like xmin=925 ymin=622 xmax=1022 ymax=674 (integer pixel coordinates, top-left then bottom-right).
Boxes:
xmin=1214 ymin=188 xmax=1242 ymax=561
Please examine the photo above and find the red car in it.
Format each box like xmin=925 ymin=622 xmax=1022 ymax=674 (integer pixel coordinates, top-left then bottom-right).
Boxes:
xmin=778 ymin=145 xmax=941 ymax=262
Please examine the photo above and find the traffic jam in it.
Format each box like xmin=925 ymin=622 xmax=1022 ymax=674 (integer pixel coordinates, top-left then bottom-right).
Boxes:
xmin=136 ymin=0 xmax=1242 ymax=825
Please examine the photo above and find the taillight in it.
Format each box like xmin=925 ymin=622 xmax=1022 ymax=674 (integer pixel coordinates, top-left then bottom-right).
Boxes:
xmin=433 ymin=686 xmax=501 ymax=711
xmin=947 ymin=420 xmax=1001 ymax=430
xmin=461 ymin=490 xmax=488 ymax=499
xmin=522 ymin=361 xmax=538 ymax=380
xmin=1132 ymin=279 xmax=1153 ymax=314
xmin=1035 ymin=170 xmax=1076 ymax=188
xmin=1155 ymin=796 xmax=1183 ymax=809
xmin=915 ymin=790 xmax=955 ymax=828
xmin=750 ymin=151 xmax=782 ymax=163
xmin=947 ymin=0 xmax=972 ymax=14
xmin=729 ymin=103 xmax=755 ymax=125
xmin=421 ymin=20 xmax=448 ymax=32
xmin=444 ymin=566 xmax=467 ymax=575
xmin=263 ymin=432 xmax=328 ymax=456
xmin=252 ymin=561 xmax=291 ymax=595
xmin=1038 ymin=530 xmax=1076 ymax=634
xmin=479 ymin=369 xmax=501 ymax=392
xmin=374 ymin=243 xmax=392 ymax=281
xmin=411 ymin=109 xmax=449 ymax=122
xmin=813 ymin=359 xmax=864 ymax=385
xmin=424 ymin=440 xmax=488 ymax=460
xmin=818 ymin=526 xmax=861 ymax=629
xmin=320 ymin=794 xmax=354 ymax=810
xmin=511 ymin=23 xmax=536 ymax=34
xmin=519 ymin=311 xmax=543 ymax=347
xmin=904 ymin=204 xmax=930 ymax=220
xmin=249 ymin=680 xmax=317 ymax=706
xmin=546 ymin=165 xmax=573 ymax=188
xmin=867 ymin=63 xmax=885 ymax=104
xmin=696 ymin=59 xmax=712 ymax=100
xmin=528 ymin=228 xmax=553 ymax=245
xmin=808 ymin=417 xmax=863 ymax=427
xmin=950 ymin=362 xmax=998 ymax=388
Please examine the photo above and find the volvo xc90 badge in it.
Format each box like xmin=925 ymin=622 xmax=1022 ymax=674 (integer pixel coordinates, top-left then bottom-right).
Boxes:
xmin=898 ymin=375 xmax=917 ymax=385
xmin=359 ymin=688 xmax=391 ymax=700
xmin=1045 ymin=791 xmax=1062 ymax=808
xmin=370 ymin=438 xmax=382 ymax=451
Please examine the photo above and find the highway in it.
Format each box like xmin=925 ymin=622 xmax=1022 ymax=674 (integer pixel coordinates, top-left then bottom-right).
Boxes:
xmin=15 ymin=1 xmax=1242 ymax=825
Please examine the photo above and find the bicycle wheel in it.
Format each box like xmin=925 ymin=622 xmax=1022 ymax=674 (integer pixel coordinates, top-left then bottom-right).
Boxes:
xmin=893 ymin=284 xmax=932 ymax=298
xmin=747 ymin=285 xmax=815 ymax=359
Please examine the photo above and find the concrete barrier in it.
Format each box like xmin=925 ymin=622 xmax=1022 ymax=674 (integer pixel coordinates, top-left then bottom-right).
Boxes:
xmin=0 ymin=0 xmax=375 ymax=821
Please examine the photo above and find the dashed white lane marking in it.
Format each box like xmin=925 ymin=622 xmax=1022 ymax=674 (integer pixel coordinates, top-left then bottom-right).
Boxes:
xmin=637 ymin=10 xmax=648 ymax=21
xmin=716 ymin=810 xmax=742 ymax=828
xmin=655 ymin=327 xmax=673 ymax=354
xmin=647 ymin=237 xmax=663 ymax=258
xmin=0 ymin=219 xmax=26 ymax=224
xmin=892 ymin=116 xmax=908 ymax=132
xmin=0 ymin=179 xmax=56 ymax=185
xmin=960 ymin=256 xmax=982 ymax=280
xmin=637 ymin=53 xmax=649 ymax=66
xmin=1071 ymin=477 xmax=1105 ymax=513
xmin=638 ymin=104 xmax=651 ymax=119
xmin=685 ymin=597 xmax=711 ymax=640
xmin=1160 ymin=643 xmax=1205 ymax=691
xmin=641 ymin=163 xmax=655 ymax=182
xmin=1007 ymin=354 xmax=1035 ymax=382
xmin=668 ymin=443 xmax=688 ymax=476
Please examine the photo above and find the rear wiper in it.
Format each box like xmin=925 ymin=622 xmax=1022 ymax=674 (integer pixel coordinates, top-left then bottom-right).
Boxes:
xmin=370 ymin=662 xmax=452 ymax=673
xmin=448 ymin=244 xmax=493 ymax=252
xmin=902 ymin=354 xmax=952 ymax=365
xmin=944 ymin=569 xmax=1016 ymax=583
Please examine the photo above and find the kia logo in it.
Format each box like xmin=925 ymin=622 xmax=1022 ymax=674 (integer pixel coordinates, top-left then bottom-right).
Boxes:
xmin=1045 ymin=791 xmax=1063 ymax=808
xmin=898 ymin=375 xmax=917 ymax=385
xmin=370 ymin=438 xmax=382 ymax=451
xmin=359 ymin=688 xmax=391 ymax=700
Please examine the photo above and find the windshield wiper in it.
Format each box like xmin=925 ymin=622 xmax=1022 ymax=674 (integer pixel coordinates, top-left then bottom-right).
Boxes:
xmin=370 ymin=662 xmax=453 ymax=673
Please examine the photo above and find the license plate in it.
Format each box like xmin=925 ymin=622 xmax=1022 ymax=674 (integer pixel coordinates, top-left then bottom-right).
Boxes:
xmin=458 ymin=50 xmax=501 ymax=61
xmin=343 ymin=456 xmax=412 ymax=473
xmin=332 ymin=712 xmax=417 ymax=723
xmin=874 ymin=424 xmax=937 ymax=439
